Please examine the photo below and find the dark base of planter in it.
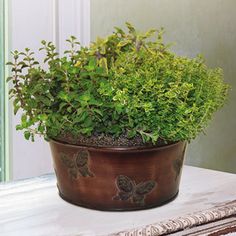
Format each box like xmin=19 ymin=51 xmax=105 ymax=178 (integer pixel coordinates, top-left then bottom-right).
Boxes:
xmin=58 ymin=190 xmax=179 ymax=212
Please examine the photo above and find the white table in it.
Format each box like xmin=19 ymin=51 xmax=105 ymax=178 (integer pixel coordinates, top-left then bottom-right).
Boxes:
xmin=0 ymin=166 xmax=236 ymax=236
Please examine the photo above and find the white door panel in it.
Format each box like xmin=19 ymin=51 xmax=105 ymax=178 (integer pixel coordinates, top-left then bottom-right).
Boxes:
xmin=9 ymin=0 xmax=90 ymax=180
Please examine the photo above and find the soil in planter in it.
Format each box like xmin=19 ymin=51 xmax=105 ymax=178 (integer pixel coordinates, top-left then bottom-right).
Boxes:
xmin=55 ymin=132 xmax=174 ymax=148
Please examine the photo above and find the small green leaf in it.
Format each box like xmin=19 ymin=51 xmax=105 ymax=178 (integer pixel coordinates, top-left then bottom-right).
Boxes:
xmin=24 ymin=131 xmax=31 ymax=140
xmin=16 ymin=124 xmax=23 ymax=130
xmin=125 ymin=22 xmax=136 ymax=33
xmin=7 ymin=77 xmax=13 ymax=82
xmin=6 ymin=62 xmax=14 ymax=66
xmin=117 ymin=40 xmax=130 ymax=48
xmin=88 ymin=57 xmax=96 ymax=70
xmin=38 ymin=114 xmax=47 ymax=121
xmin=14 ymin=105 xmax=20 ymax=115
xmin=99 ymin=57 xmax=108 ymax=74
xmin=93 ymin=109 xmax=103 ymax=116
xmin=127 ymin=130 xmax=136 ymax=138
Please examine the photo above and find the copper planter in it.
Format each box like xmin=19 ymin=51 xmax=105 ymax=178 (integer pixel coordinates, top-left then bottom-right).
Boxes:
xmin=49 ymin=140 xmax=186 ymax=211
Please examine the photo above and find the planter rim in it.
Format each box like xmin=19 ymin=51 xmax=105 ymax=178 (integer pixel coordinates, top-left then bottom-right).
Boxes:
xmin=50 ymin=138 xmax=184 ymax=153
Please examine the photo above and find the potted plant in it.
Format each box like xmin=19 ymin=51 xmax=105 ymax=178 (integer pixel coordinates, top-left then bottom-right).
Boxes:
xmin=7 ymin=23 xmax=229 ymax=211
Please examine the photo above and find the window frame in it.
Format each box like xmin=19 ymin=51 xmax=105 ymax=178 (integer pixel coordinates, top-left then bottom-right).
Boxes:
xmin=0 ymin=0 xmax=10 ymax=181
xmin=0 ymin=0 xmax=5 ymax=181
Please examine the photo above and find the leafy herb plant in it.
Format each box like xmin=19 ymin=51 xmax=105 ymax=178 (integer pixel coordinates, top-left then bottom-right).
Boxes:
xmin=7 ymin=23 xmax=229 ymax=145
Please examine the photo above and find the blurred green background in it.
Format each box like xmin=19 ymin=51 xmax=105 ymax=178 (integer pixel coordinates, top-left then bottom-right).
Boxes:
xmin=91 ymin=0 xmax=236 ymax=173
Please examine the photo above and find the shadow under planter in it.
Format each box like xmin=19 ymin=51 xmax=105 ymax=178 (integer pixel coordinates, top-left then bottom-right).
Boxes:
xmin=49 ymin=140 xmax=187 ymax=211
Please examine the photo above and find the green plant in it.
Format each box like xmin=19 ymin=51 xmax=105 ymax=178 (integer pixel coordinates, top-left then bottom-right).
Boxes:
xmin=7 ymin=23 xmax=229 ymax=144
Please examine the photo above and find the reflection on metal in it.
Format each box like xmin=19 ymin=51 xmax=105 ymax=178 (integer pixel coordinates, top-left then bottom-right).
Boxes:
xmin=173 ymin=143 xmax=186 ymax=180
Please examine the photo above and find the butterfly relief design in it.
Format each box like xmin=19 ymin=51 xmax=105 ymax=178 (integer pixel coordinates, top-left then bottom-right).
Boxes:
xmin=113 ymin=175 xmax=157 ymax=206
xmin=60 ymin=150 xmax=94 ymax=179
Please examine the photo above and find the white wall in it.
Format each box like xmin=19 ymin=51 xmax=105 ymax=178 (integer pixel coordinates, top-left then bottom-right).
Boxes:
xmin=9 ymin=0 xmax=90 ymax=180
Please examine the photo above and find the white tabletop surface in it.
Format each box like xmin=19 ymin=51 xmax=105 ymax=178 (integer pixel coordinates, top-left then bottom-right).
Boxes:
xmin=0 ymin=165 xmax=236 ymax=236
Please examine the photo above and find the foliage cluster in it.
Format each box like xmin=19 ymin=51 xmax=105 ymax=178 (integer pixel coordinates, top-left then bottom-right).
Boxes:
xmin=7 ymin=23 xmax=229 ymax=144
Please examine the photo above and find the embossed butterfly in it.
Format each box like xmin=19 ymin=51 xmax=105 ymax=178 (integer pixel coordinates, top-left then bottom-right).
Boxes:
xmin=113 ymin=175 xmax=157 ymax=205
xmin=60 ymin=150 xmax=94 ymax=179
